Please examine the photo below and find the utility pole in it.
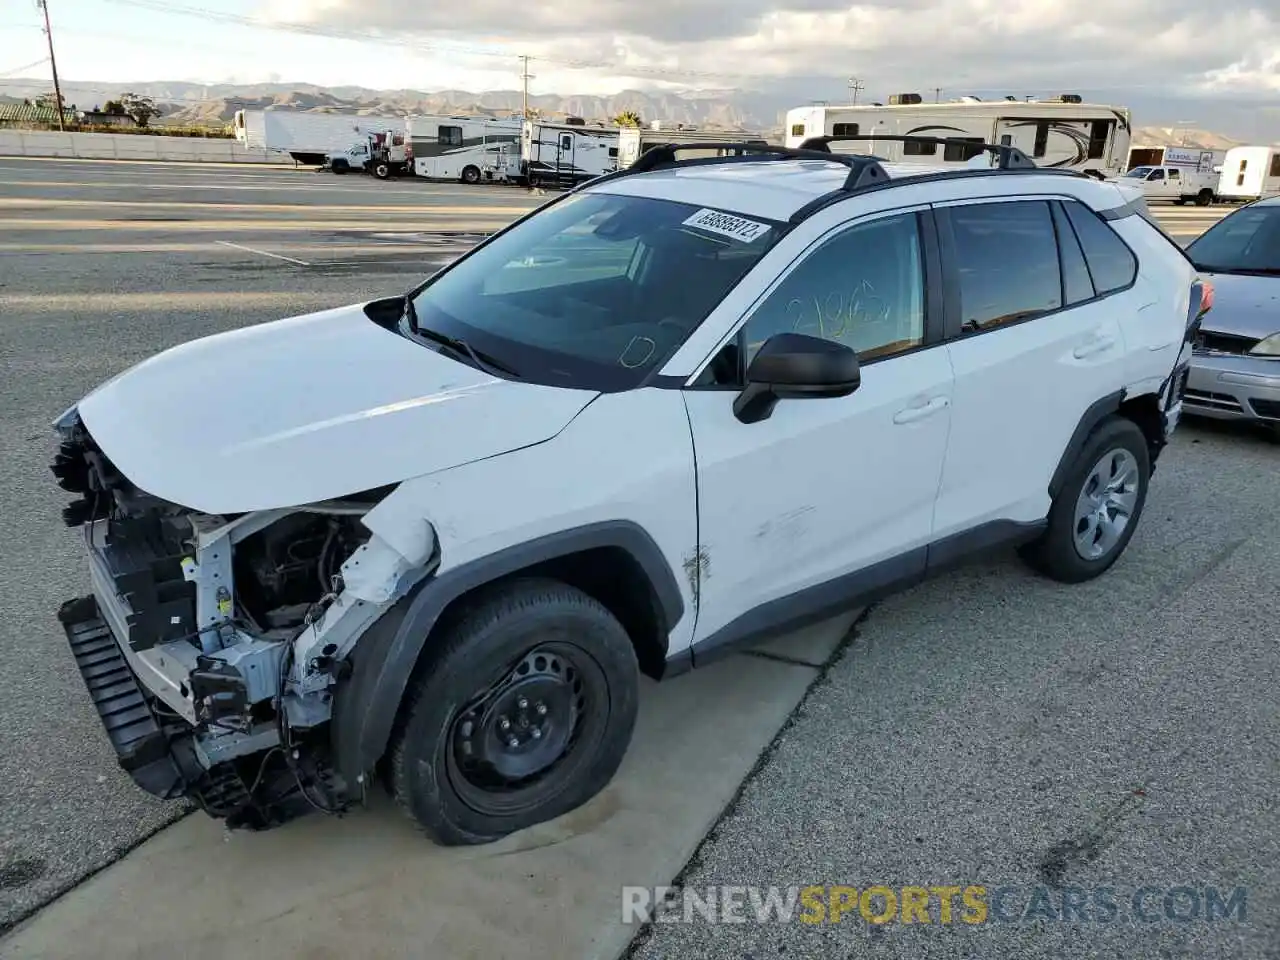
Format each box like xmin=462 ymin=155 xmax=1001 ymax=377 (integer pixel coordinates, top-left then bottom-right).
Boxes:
xmin=847 ymin=77 xmax=865 ymax=104
xmin=934 ymin=87 xmax=941 ymax=103
xmin=519 ymin=55 xmax=534 ymax=120
xmin=37 ymin=0 xmax=66 ymax=131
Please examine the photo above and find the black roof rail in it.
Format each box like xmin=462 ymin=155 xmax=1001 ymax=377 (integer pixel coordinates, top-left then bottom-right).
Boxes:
xmin=572 ymin=140 xmax=890 ymax=195
xmin=798 ymin=134 xmax=1037 ymax=170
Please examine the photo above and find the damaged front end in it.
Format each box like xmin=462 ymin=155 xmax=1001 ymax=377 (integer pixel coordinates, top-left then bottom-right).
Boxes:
xmin=51 ymin=406 xmax=437 ymax=829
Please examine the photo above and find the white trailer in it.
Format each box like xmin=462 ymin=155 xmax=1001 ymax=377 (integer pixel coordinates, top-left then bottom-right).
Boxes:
xmin=1216 ymin=145 xmax=1280 ymax=203
xmin=407 ymin=115 xmax=522 ymax=184
xmin=521 ymin=120 xmax=620 ymax=187
xmin=616 ymin=123 xmax=771 ymax=168
xmin=784 ymin=94 xmax=1132 ymax=177
xmin=232 ymin=108 xmax=401 ymax=165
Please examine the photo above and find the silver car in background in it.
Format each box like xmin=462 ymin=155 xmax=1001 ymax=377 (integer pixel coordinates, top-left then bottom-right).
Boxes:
xmin=1182 ymin=196 xmax=1280 ymax=440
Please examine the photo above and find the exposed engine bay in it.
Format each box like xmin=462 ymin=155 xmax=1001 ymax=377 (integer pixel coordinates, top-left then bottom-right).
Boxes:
xmin=51 ymin=408 xmax=436 ymax=829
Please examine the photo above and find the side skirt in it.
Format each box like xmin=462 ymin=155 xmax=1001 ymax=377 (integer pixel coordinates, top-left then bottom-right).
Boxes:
xmin=668 ymin=518 xmax=1047 ymax=675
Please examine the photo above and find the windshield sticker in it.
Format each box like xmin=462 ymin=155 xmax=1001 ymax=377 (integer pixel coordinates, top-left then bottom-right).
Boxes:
xmin=681 ymin=208 xmax=772 ymax=244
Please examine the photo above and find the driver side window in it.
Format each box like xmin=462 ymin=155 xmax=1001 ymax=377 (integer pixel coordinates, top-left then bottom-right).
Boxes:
xmin=741 ymin=211 xmax=926 ymax=366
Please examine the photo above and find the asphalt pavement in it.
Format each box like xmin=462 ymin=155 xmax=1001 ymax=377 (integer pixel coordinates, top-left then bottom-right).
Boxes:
xmin=1 ymin=158 xmax=1274 ymax=960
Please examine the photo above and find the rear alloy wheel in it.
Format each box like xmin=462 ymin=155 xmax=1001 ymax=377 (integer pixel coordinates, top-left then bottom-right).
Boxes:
xmin=390 ymin=578 xmax=638 ymax=845
xmin=1020 ymin=416 xmax=1151 ymax=583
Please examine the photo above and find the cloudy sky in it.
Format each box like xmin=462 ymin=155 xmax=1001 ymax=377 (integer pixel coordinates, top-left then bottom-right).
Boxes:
xmin=2 ymin=0 xmax=1277 ymax=138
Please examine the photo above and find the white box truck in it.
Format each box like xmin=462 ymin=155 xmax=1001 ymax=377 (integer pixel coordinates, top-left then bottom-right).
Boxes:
xmin=233 ymin=109 xmax=402 ymax=165
xmin=1112 ymin=147 xmax=1225 ymax=205
xmin=1216 ymin=145 xmax=1280 ymax=203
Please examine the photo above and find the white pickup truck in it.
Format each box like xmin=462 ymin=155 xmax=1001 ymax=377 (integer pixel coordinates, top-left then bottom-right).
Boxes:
xmin=1114 ymin=164 xmax=1219 ymax=206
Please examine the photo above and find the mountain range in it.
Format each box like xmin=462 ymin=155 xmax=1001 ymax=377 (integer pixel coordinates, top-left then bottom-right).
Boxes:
xmin=0 ymin=78 xmax=1265 ymax=148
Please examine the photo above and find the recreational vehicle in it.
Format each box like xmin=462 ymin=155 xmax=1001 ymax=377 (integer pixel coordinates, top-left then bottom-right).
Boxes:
xmin=232 ymin=108 xmax=400 ymax=165
xmin=406 ymin=115 xmax=522 ymax=184
xmin=783 ymin=94 xmax=1132 ymax=178
xmin=616 ymin=122 xmax=772 ymax=168
xmin=1216 ymin=145 xmax=1280 ymax=203
xmin=521 ymin=120 xmax=620 ymax=187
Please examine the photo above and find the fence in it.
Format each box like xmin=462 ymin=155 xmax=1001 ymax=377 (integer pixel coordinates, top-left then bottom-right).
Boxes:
xmin=0 ymin=129 xmax=279 ymax=163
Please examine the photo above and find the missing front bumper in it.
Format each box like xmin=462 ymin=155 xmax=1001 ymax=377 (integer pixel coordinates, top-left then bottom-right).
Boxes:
xmin=57 ymin=595 xmax=199 ymax=800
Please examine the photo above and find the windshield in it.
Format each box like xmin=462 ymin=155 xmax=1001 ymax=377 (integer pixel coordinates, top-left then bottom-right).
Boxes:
xmin=1124 ymin=166 xmax=1154 ymax=179
xmin=1184 ymin=205 xmax=1280 ymax=274
xmin=407 ymin=191 xmax=784 ymax=390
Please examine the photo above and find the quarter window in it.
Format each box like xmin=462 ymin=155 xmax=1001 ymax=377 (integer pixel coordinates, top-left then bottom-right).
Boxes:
xmin=946 ymin=200 xmax=1062 ymax=331
xmin=742 ymin=212 xmax=925 ymax=364
xmin=1270 ymin=154 xmax=1280 ymax=177
xmin=1061 ymin=199 xmax=1138 ymax=294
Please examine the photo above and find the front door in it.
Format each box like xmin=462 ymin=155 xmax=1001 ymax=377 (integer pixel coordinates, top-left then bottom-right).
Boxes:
xmin=684 ymin=209 xmax=954 ymax=648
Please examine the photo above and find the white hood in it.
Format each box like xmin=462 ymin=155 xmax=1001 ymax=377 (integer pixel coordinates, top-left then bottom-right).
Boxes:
xmin=75 ymin=302 xmax=598 ymax=514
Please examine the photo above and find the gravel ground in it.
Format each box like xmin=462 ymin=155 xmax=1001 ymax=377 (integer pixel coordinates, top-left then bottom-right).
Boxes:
xmin=625 ymin=423 xmax=1280 ymax=959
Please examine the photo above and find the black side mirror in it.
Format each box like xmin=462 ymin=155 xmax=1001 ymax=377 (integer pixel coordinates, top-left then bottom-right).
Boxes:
xmin=732 ymin=332 xmax=861 ymax=424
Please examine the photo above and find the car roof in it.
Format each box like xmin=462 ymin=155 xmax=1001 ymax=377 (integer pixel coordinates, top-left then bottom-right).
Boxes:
xmin=585 ymin=156 xmax=1110 ymax=223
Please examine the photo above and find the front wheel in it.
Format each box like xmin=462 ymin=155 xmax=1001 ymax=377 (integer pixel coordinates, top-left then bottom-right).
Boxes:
xmin=1019 ymin=416 xmax=1151 ymax=583
xmin=389 ymin=578 xmax=639 ymax=845
xmin=373 ymin=161 xmax=391 ymax=179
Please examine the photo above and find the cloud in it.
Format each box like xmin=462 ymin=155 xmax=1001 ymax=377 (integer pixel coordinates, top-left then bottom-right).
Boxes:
xmin=259 ymin=0 xmax=1280 ymax=98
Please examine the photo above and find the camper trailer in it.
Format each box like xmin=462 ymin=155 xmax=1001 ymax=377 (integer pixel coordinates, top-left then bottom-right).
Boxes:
xmin=784 ymin=94 xmax=1132 ymax=178
xmin=1216 ymin=145 xmax=1280 ymax=203
xmin=521 ymin=119 xmax=620 ymax=187
xmin=406 ymin=115 xmax=522 ymax=184
xmin=232 ymin=108 xmax=401 ymax=165
xmin=616 ymin=122 xmax=772 ymax=168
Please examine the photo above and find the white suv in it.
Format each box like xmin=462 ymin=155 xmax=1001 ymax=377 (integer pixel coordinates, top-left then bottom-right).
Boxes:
xmin=52 ymin=137 xmax=1205 ymax=845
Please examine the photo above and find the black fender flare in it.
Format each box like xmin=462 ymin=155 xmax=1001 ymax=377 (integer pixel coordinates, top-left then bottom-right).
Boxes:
xmin=329 ymin=521 xmax=685 ymax=786
xmin=1047 ymin=389 xmax=1126 ymax=500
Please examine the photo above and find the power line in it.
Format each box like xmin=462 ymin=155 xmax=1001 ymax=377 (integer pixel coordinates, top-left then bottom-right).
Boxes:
xmin=0 ymin=56 xmax=50 ymax=78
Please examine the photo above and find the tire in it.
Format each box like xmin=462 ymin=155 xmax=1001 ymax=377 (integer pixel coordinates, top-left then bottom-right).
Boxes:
xmin=461 ymin=165 xmax=481 ymax=184
xmin=331 ymin=160 xmax=348 ymax=175
xmin=1196 ymin=189 xmax=1214 ymax=206
xmin=1019 ymin=416 xmax=1151 ymax=584
xmin=372 ymin=162 xmax=391 ymax=179
xmin=389 ymin=577 xmax=639 ymax=845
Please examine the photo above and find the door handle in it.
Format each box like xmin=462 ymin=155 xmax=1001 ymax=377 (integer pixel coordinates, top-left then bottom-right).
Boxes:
xmin=893 ymin=396 xmax=949 ymax=424
xmin=1073 ymin=335 xmax=1117 ymax=359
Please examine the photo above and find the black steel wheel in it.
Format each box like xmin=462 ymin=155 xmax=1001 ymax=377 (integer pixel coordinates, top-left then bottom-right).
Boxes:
xmin=389 ymin=578 xmax=638 ymax=845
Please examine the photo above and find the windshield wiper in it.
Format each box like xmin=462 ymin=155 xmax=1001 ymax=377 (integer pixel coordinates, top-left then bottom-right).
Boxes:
xmin=415 ymin=325 xmax=521 ymax=379
xmin=400 ymin=291 xmax=520 ymax=378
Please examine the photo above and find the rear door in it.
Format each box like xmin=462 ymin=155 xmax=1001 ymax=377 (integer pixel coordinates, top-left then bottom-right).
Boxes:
xmin=930 ymin=197 xmax=1131 ymax=535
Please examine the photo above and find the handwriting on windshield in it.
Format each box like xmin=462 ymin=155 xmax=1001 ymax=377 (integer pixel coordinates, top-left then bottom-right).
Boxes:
xmin=783 ymin=279 xmax=891 ymax=341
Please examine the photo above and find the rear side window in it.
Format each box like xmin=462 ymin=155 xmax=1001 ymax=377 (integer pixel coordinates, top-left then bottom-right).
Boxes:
xmin=946 ymin=200 xmax=1062 ymax=331
xmin=1061 ymin=199 xmax=1138 ymax=294
xmin=1050 ymin=201 xmax=1095 ymax=305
